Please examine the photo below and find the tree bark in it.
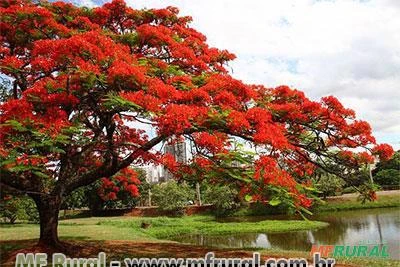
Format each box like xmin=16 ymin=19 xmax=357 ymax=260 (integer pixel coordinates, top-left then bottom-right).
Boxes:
xmin=32 ymin=194 xmax=62 ymax=248
xmin=196 ymin=182 xmax=202 ymax=206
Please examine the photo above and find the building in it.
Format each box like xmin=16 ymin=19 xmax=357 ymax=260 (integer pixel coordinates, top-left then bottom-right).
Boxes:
xmin=163 ymin=141 xmax=187 ymax=181
xmin=136 ymin=165 xmax=163 ymax=184
xmin=134 ymin=141 xmax=188 ymax=183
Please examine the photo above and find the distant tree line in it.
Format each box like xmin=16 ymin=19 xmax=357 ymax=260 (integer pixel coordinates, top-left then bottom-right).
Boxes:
xmin=312 ymin=150 xmax=399 ymax=198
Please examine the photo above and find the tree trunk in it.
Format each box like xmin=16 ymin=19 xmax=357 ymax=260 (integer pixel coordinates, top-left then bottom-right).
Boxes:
xmin=369 ymin=164 xmax=374 ymax=184
xmin=32 ymin=195 xmax=62 ymax=248
xmin=196 ymin=182 xmax=202 ymax=206
xmin=148 ymin=188 xmax=152 ymax=207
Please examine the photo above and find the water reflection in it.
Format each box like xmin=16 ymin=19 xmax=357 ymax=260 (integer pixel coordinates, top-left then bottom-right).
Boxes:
xmin=172 ymin=208 xmax=400 ymax=259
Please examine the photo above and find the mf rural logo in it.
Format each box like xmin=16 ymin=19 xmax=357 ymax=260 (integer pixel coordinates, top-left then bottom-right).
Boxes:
xmin=310 ymin=243 xmax=390 ymax=258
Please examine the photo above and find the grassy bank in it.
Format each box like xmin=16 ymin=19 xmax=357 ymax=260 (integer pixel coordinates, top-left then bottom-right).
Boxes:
xmin=314 ymin=193 xmax=400 ymax=212
xmin=0 ymin=215 xmax=328 ymax=242
xmin=96 ymin=215 xmax=328 ymax=239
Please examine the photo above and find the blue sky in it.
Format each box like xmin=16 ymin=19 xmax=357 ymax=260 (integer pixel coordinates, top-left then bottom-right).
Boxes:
xmin=73 ymin=0 xmax=400 ymax=150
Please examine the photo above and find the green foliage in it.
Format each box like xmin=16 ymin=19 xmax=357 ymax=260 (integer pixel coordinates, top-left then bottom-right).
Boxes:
xmin=234 ymin=202 xmax=289 ymax=216
xmin=313 ymin=173 xmax=345 ymax=198
xmin=357 ymin=183 xmax=381 ymax=204
xmin=0 ymin=196 xmax=39 ymax=223
xmin=375 ymin=169 xmax=400 ymax=187
xmin=62 ymin=187 xmax=88 ymax=210
xmin=152 ymin=180 xmax=194 ymax=216
xmin=20 ymin=197 xmax=39 ymax=223
xmin=373 ymin=151 xmax=400 ymax=187
xmin=115 ymin=32 xmax=139 ymax=47
xmin=86 ymin=182 xmax=104 ymax=213
xmin=374 ymin=150 xmax=400 ymax=171
xmin=348 ymin=166 xmax=371 ymax=188
xmin=203 ymin=185 xmax=240 ymax=217
xmin=136 ymin=168 xmax=151 ymax=206
xmin=103 ymin=93 xmax=142 ymax=111
xmin=0 ymin=197 xmax=23 ymax=223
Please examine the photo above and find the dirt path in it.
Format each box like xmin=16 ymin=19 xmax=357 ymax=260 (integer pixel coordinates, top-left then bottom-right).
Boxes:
xmin=1 ymin=240 xmax=356 ymax=266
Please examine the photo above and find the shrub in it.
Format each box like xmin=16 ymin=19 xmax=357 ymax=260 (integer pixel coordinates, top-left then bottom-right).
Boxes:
xmin=0 ymin=196 xmax=39 ymax=223
xmin=313 ymin=174 xmax=345 ymax=199
xmin=204 ymin=185 xmax=240 ymax=217
xmin=0 ymin=196 xmax=23 ymax=223
xmin=375 ymin=169 xmax=400 ymax=187
xmin=62 ymin=187 xmax=88 ymax=210
xmin=152 ymin=180 xmax=194 ymax=216
xmin=373 ymin=151 xmax=400 ymax=187
xmin=246 ymin=201 xmax=289 ymax=216
xmin=20 ymin=197 xmax=40 ymax=223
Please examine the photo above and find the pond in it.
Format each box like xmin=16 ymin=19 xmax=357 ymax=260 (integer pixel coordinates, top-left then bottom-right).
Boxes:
xmin=172 ymin=207 xmax=400 ymax=260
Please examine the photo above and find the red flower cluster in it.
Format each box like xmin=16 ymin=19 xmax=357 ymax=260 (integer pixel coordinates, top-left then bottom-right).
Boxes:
xmin=98 ymin=168 xmax=141 ymax=201
xmin=372 ymin=144 xmax=394 ymax=161
xmin=194 ymin=132 xmax=227 ymax=154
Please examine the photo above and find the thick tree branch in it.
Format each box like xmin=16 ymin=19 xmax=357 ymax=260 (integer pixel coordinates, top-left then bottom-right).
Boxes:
xmin=63 ymin=133 xmax=168 ymax=194
xmin=0 ymin=169 xmax=39 ymax=194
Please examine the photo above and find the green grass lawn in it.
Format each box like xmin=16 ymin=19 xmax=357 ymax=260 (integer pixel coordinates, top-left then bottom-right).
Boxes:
xmin=0 ymin=215 xmax=328 ymax=241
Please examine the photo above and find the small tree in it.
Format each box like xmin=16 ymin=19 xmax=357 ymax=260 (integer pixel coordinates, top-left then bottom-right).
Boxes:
xmin=204 ymin=185 xmax=240 ymax=216
xmin=0 ymin=196 xmax=22 ymax=223
xmin=0 ymin=195 xmax=39 ymax=223
xmin=373 ymin=151 xmax=400 ymax=188
xmin=313 ymin=173 xmax=345 ymax=199
xmin=62 ymin=187 xmax=88 ymax=211
xmin=20 ymin=197 xmax=40 ymax=223
xmin=152 ymin=180 xmax=194 ymax=216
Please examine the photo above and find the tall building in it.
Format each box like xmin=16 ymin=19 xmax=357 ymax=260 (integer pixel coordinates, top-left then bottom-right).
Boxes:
xmin=163 ymin=141 xmax=187 ymax=180
xmin=136 ymin=165 xmax=163 ymax=184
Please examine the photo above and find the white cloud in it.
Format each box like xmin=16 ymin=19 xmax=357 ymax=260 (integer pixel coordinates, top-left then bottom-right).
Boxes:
xmin=86 ymin=0 xmax=400 ymax=149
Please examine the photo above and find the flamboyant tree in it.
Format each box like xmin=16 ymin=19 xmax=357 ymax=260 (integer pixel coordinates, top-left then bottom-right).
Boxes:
xmin=0 ymin=0 xmax=394 ymax=248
